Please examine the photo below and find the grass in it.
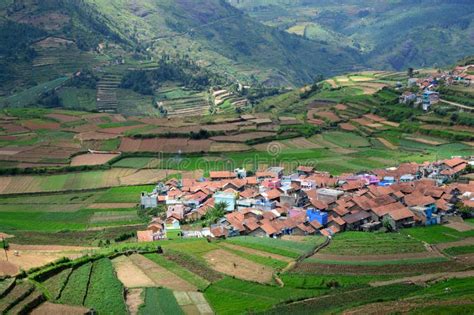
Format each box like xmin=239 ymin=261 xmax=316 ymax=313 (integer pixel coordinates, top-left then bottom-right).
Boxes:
xmin=96 ymin=185 xmax=155 ymax=203
xmin=401 ymin=225 xmax=474 ymax=244
xmin=444 ymin=245 xmax=474 ymax=256
xmin=279 ymin=273 xmax=393 ymax=289
xmin=40 ymin=268 xmax=72 ymax=300
xmin=139 ymin=287 xmax=184 ymax=315
xmin=84 ymin=258 xmax=127 ymax=315
xmin=2 ymin=77 xmax=69 ymax=107
xmin=143 ymin=253 xmax=210 ymax=290
xmin=204 ymin=277 xmax=323 ymax=315
xmin=319 ymin=232 xmax=426 ymax=255
xmin=262 ymin=284 xmax=421 ymax=314
xmin=304 ymin=257 xmax=450 ymax=266
xmin=227 ymin=236 xmax=322 ymax=259
xmin=58 ymin=262 xmax=92 ymax=306
xmin=112 ymin=157 xmax=157 ymax=168
xmin=220 ymin=246 xmax=288 ymax=270
xmin=323 ymin=131 xmax=370 ymax=148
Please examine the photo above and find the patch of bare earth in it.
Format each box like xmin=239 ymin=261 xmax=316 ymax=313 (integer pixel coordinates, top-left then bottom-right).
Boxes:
xmin=445 ymin=222 xmax=474 ymax=232
xmin=377 ymin=137 xmax=397 ymax=150
xmin=129 ymin=254 xmax=197 ymax=291
xmin=174 ymin=291 xmax=214 ymax=315
xmin=204 ymin=249 xmax=273 ymax=283
xmin=219 ymin=243 xmax=293 ymax=263
xmin=70 ymin=153 xmax=120 ymax=166
xmin=405 ymin=137 xmax=443 ymax=146
xmin=31 ymin=302 xmax=90 ymax=315
xmin=112 ymin=255 xmax=155 ymax=288
xmin=125 ymin=288 xmax=144 ymax=315
xmin=370 ymin=270 xmax=474 ymax=287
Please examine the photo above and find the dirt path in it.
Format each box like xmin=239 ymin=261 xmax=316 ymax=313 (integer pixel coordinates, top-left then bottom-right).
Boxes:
xmin=440 ymin=99 xmax=474 ymax=111
xmin=369 ymin=270 xmax=474 ymax=287
xmin=311 ymin=251 xmax=443 ymax=262
xmin=87 ymin=203 xmax=137 ymax=209
xmin=112 ymin=255 xmax=155 ymax=288
xmin=125 ymin=288 xmax=143 ymax=315
xmin=377 ymin=137 xmax=397 ymax=150
xmin=219 ymin=243 xmax=293 ymax=263
xmin=435 ymin=237 xmax=474 ymax=250
xmin=204 ymin=249 xmax=273 ymax=283
xmin=129 ymin=254 xmax=197 ymax=291
xmin=174 ymin=291 xmax=214 ymax=315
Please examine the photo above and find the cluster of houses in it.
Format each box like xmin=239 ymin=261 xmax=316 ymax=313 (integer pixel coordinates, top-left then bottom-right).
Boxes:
xmin=399 ymin=64 xmax=473 ymax=111
xmin=136 ymin=157 xmax=474 ymax=241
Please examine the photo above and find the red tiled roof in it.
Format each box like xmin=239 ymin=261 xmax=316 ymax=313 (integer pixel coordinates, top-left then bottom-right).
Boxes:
xmin=297 ymin=166 xmax=314 ymax=173
xmin=404 ymin=193 xmax=436 ymax=207
xmin=388 ymin=208 xmax=415 ymax=221
xmin=210 ymin=171 xmax=236 ymax=179
xmin=443 ymin=157 xmax=467 ymax=168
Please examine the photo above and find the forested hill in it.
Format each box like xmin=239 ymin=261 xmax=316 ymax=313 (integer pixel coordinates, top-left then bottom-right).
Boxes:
xmin=0 ymin=0 xmax=361 ymax=95
xmin=228 ymin=0 xmax=474 ymax=71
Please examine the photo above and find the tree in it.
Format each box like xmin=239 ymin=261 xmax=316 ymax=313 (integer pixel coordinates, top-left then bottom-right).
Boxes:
xmin=205 ymin=201 xmax=228 ymax=226
xmin=407 ymin=67 xmax=414 ymax=78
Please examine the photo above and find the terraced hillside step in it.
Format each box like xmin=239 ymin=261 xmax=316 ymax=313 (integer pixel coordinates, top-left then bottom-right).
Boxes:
xmin=8 ymin=290 xmax=45 ymax=315
xmin=0 ymin=282 xmax=35 ymax=314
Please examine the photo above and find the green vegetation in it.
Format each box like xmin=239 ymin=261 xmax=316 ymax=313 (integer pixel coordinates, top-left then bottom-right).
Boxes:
xmin=96 ymin=185 xmax=155 ymax=203
xmin=319 ymin=232 xmax=426 ymax=255
xmin=40 ymin=268 xmax=72 ymax=300
xmin=401 ymin=225 xmax=474 ymax=244
xmin=58 ymin=262 xmax=92 ymax=306
xmin=444 ymin=245 xmax=474 ymax=256
xmin=227 ymin=236 xmax=322 ymax=258
xmin=280 ymin=273 xmax=391 ymax=289
xmin=139 ymin=287 xmax=184 ymax=315
xmin=304 ymin=257 xmax=449 ymax=266
xmin=84 ymin=258 xmax=127 ymax=315
xmin=144 ymin=253 xmax=210 ymax=291
xmin=205 ymin=277 xmax=323 ymax=315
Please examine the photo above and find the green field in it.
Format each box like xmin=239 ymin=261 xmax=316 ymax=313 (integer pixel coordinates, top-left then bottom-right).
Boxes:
xmin=139 ymin=287 xmax=184 ymax=315
xmin=323 ymin=131 xmax=371 ymax=148
xmin=401 ymin=225 xmax=474 ymax=244
xmin=319 ymin=232 xmax=426 ymax=255
xmin=84 ymin=258 xmax=127 ymax=315
xmin=58 ymin=262 xmax=92 ymax=306
xmin=96 ymin=185 xmax=155 ymax=203
xmin=226 ymin=236 xmax=323 ymax=258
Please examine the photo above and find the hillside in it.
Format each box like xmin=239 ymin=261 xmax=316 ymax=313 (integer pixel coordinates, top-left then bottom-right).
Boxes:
xmin=0 ymin=0 xmax=361 ymax=100
xmin=228 ymin=0 xmax=474 ymax=71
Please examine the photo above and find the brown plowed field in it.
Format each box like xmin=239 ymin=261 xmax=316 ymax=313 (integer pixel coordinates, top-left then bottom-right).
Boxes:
xmin=31 ymin=302 xmax=90 ymax=315
xmin=46 ymin=113 xmax=81 ymax=123
xmin=210 ymin=132 xmax=275 ymax=143
xmin=204 ymin=249 xmax=273 ymax=283
xmin=119 ymin=138 xmax=213 ymax=153
xmin=71 ymin=153 xmax=120 ymax=166
xmin=129 ymin=254 xmax=197 ymax=291
xmin=112 ymin=255 xmax=155 ymax=288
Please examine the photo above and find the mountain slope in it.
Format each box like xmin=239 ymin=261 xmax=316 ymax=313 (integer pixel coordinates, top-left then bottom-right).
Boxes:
xmin=229 ymin=0 xmax=474 ymax=71
xmin=0 ymin=0 xmax=362 ymax=97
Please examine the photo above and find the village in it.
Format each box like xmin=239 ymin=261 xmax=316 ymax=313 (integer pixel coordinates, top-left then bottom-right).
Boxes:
xmin=398 ymin=63 xmax=473 ymax=111
xmin=138 ymin=156 xmax=474 ymax=242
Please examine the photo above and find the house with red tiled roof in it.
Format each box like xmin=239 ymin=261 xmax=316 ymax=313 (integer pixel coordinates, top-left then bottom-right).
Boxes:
xmin=384 ymin=208 xmax=416 ymax=229
xmin=209 ymin=171 xmax=237 ymax=181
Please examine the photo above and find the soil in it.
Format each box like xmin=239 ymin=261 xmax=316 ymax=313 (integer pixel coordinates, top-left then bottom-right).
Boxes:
xmin=112 ymin=255 xmax=155 ymax=288
xmin=0 ymin=261 xmax=19 ymax=276
xmin=377 ymin=137 xmax=397 ymax=150
xmin=369 ymin=270 xmax=474 ymax=287
xmin=204 ymin=249 xmax=274 ymax=283
xmin=70 ymin=153 xmax=120 ymax=166
xmin=129 ymin=254 xmax=197 ymax=291
xmin=405 ymin=137 xmax=443 ymax=146
xmin=444 ymin=222 xmax=474 ymax=232
xmin=219 ymin=243 xmax=293 ymax=263
xmin=125 ymin=288 xmax=144 ymax=315
xmin=31 ymin=302 xmax=90 ymax=315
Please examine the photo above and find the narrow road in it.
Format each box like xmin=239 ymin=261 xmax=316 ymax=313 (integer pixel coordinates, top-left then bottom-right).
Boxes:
xmin=440 ymin=99 xmax=474 ymax=111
